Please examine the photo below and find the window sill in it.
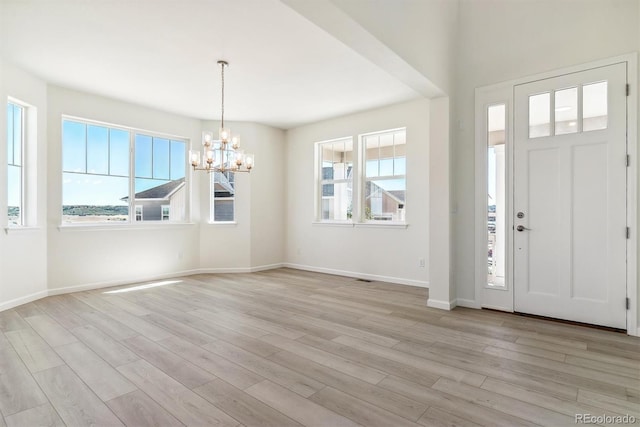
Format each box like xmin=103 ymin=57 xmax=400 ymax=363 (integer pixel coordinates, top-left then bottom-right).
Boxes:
xmin=312 ymin=221 xmax=355 ymax=227
xmin=4 ymin=226 xmax=43 ymax=235
xmin=57 ymin=222 xmax=196 ymax=232
xmin=355 ymin=222 xmax=409 ymax=229
xmin=206 ymin=221 xmax=238 ymax=226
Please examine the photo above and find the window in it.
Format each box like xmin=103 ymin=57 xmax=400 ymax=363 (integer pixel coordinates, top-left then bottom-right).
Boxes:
xmin=317 ymin=138 xmax=353 ymax=221
xmin=528 ymin=81 xmax=608 ymax=138
xmin=7 ymin=102 xmax=24 ymax=226
xmin=211 ymin=171 xmax=235 ymax=222
xmin=362 ymin=128 xmax=406 ymax=222
xmin=161 ymin=205 xmax=170 ymax=221
xmin=487 ymin=104 xmax=506 ymax=287
xmin=62 ymin=118 xmax=187 ymax=224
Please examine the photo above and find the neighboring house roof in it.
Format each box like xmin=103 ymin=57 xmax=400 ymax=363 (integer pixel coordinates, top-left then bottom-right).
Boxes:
xmin=365 ymin=181 xmax=405 ymax=204
xmin=213 ymin=172 xmax=235 ymax=195
xmin=121 ymin=177 xmax=185 ymax=201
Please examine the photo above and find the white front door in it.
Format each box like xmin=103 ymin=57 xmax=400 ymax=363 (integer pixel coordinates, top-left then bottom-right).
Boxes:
xmin=513 ymin=63 xmax=628 ymax=329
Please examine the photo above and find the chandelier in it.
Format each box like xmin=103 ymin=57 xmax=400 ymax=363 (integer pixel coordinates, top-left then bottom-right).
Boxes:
xmin=190 ymin=60 xmax=254 ymax=173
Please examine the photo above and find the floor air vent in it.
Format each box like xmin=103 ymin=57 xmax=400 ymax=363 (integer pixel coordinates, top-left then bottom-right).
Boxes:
xmin=356 ymin=278 xmax=372 ymax=283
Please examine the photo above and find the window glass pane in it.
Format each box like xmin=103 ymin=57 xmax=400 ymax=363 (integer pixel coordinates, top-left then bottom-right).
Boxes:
xmin=365 ymin=178 xmax=405 ymax=221
xmin=555 ymin=87 xmax=578 ymax=135
xmin=170 ymin=140 xmax=186 ymax=180
xmin=364 ymin=136 xmax=379 ymax=177
xmin=394 ymin=158 xmax=406 ymax=175
xmin=87 ymin=125 xmax=109 ymax=174
xmin=583 ymin=81 xmax=607 ymax=132
xmin=12 ymin=104 xmax=22 ymax=165
xmin=321 ymin=182 xmax=351 ymax=220
xmin=8 ymin=164 xmax=21 ymax=225
xmin=487 ymin=103 xmax=506 ymax=287
xmin=63 ymin=121 xmax=86 ymax=172
xmin=529 ymin=92 xmax=551 ymax=138
xmin=7 ymin=105 xmax=13 ymax=165
xmin=135 ymin=134 xmax=152 ymax=178
xmin=62 ymin=172 xmax=129 ymax=223
xmin=379 ymin=158 xmax=393 ymax=176
xmin=153 ymin=137 xmax=170 ymax=180
xmin=213 ymin=200 xmax=234 ymax=221
xmin=109 ymin=129 xmax=130 ymax=176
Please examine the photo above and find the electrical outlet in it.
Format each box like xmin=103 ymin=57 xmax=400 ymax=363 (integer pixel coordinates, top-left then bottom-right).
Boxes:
xmin=419 ymin=258 xmax=425 ymax=268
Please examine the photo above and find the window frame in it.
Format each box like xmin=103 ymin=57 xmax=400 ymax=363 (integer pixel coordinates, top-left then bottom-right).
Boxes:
xmin=359 ymin=128 xmax=407 ymax=224
xmin=315 ymin=136 xmax=354 ymax=223
xmin=7 ymin=100 xmax=25 ymax=227
xmin=61 ymin=115 xmax=189 ymax=226
xmin=161 ymin=205 xmax=170 ymax=221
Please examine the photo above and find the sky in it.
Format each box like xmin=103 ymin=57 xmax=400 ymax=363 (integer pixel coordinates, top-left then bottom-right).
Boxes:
xmin=61 ymin=120 xmax=186 ymax=206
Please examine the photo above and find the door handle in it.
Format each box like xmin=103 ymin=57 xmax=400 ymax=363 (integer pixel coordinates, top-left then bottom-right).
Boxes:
xmin=516 ymin=225 xmax=531 ymax=232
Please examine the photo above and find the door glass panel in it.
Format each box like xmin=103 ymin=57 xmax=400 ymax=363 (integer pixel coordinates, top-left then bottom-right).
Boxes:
xmin=583 ymin=81 xmax=608 ymax=132
xmin=487 ymin=103 xmax=506 ymax=287
xmin=554 ymin=87 xmax=578 ymax=135
xmin=529 ymin=92 xmax=551 ymax=138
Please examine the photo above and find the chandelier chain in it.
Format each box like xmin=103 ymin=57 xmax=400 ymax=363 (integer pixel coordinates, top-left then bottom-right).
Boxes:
xmin=221 ymin=62 xmax=225 ymax=128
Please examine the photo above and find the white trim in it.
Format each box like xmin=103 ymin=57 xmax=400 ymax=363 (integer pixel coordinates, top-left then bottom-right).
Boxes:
xmin=312 ymin=221 xmax=354 ymax=227
xmin=625 ymin=55 xmax=638 ymax=337
xmin=426 ymin=299 xmax=455 ymax=310
xmin=355 ymin=222 xmax=408 ymax=229
xmin=0 ymin=290 xmax=48 ymax=312
xmin=57 ymin=222 xmax=196 ymax=232
xmin=284 ymin=262 xmax=429 ymax=288
xmin=4 ymin=226 xmax=43 ymax=235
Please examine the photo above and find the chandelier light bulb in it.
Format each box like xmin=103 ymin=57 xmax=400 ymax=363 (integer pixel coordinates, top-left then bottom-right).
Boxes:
xmin=231 ymin=136 xmax=240 ymax=150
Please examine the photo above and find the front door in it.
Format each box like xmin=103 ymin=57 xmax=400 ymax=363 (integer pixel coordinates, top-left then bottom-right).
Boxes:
xmin=513 ymin=63 xmax=627 ymax=329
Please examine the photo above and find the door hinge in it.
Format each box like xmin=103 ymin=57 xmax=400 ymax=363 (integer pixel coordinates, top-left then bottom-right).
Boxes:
xmin=627 ymin=155 xmax=631 ymax=167
xmin=626 ymin=84 xmax=630 ymax=96
xmin=627 ymin=227 xmax=630 ymax=239
xmin=626 ymin=297 xmax=630 ymax=310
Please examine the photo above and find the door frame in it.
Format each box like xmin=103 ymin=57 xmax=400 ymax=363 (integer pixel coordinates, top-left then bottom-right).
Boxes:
xmin=473 ymin=53 xmax=638 ymax=336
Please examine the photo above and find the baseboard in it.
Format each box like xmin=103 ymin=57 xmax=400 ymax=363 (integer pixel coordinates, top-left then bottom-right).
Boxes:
xmin=47 ymin=269 xmax=203 ymax=296
xmin=198 ymin=263 xmax=285 ymax=274
xmin=426 ymin=298 xmax=455 ymax=310
xmin=283 ymin=263 xmax=429 ymax=288
xmin=0 ymin=290 xmax=48 ymax=312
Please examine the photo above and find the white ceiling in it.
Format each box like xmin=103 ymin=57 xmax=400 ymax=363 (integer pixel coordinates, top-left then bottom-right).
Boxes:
xmin=0 ymin=0 xmax=424 ymax=129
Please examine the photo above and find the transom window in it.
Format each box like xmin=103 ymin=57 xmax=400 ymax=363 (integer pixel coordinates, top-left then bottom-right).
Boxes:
xmin=528 ymin=80 xmax=608 ymax=138
xmin=62 ymin=118 xmax=187 ymax=224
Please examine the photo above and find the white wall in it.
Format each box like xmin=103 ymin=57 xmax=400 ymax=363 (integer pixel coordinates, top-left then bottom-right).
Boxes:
xmin=0 ymin=61 xmax=49 ymax=309
xmin=47 ymin=85 xmax=202 ymax=292
xmin=285 ymin=98 xmax=430 ymax=287
xmin=331 ymin=0 xmax=458 ymax=96
xmin=198 ymin=121 xmax=286 ymax=271
xmin=454 ymin=0 xmax=639 ymax=316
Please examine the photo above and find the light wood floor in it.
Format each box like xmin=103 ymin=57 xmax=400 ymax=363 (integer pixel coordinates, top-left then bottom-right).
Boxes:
xmin=0 ymin=268 xmax=638 ymax=426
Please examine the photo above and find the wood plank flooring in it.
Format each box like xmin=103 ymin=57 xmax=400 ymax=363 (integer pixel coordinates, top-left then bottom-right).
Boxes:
xmin=0 ymin=268 xmax=639 ymax=426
